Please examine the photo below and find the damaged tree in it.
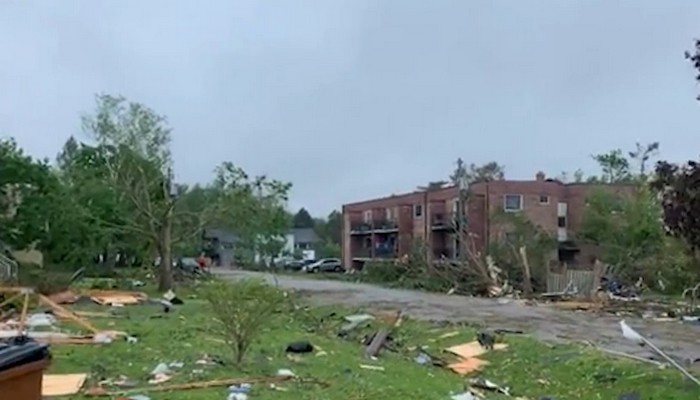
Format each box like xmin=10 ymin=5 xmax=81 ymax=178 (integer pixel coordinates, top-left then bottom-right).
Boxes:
xmin=651 ymin=161 xmax=700 ymax=270
xmin=82 ymin=95 xmax=178 ymax=291
xmin=649 ymin=40 xmax=700 ymax=274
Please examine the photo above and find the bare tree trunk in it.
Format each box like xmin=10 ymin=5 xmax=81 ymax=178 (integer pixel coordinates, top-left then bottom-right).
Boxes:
xmin=157 ymin=212 xmax=174 ymax=291
xmin=519 ymin=246 xmax=533 ymax=296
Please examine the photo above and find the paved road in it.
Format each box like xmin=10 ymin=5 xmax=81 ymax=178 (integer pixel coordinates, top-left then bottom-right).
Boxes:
xmin=214 ymin=269 xmax=700 ymax=363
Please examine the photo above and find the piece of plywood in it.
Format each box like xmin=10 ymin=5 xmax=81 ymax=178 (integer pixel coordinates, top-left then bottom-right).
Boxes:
xmin=42 ymin=373 xmax=87 ymax=396
xmin=47 ymin=290 xmax=80 ymax=305
xmin=86 ymin=290 xmax=147 ymax=306
xmin=90 ymin=295 xmax=141 ymax=305
xmin=447 ymin=358 xmax=489 ymax=375
xmin=445 ymin=341 xmax=507 ymax=359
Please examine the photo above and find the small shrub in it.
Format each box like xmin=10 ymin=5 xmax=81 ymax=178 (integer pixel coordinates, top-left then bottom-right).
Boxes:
xmin=17 ymin=264 xmax=73 ymax=294
xmin=200 ymin=278 xmax=287 ymax=366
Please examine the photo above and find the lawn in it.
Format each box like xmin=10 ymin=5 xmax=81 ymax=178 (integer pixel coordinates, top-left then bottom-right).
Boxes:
xmin=45 ymin=285 xmax=697 ymax=400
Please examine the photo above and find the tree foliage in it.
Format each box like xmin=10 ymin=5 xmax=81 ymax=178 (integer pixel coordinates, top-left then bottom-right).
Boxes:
xmin=450 ymin=159 xmax=505 ymax=185
xmin=0 ymin=138 xmax=57 ymax=251
xmin=0 ymin=94 xmax=292 ymax=291
xmin=651 ymin=161 xmax=700 ymax=263
xmin=581 ymin=142 xmax=696 ymax=289
xmin=489 ymin=211 xmax=556 ymax=292
xmin=589 ymin=149 xmax=632 ymax=183
xmin=315 ymin=210 xmax=342 ymax=246
xmin=292 ymin=208 xmax=314 ymax=229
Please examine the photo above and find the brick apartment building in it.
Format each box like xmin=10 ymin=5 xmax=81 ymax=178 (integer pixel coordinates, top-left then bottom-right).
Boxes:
xmin=341 ymin=172 xmax=632 ymax=269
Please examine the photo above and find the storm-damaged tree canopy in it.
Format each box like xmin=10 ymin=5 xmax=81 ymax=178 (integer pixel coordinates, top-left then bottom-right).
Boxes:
xmin=649 ymin=40 xmax=700 ymax=268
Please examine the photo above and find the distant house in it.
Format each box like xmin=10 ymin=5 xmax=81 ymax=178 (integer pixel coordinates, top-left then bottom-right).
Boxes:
xmin=202 ymin=228 xmax=236 ymax=266
xmin=291 ymin=228 xmax=320 ymax=250
xmin=205 ymin=227 xmax=322 ymax=267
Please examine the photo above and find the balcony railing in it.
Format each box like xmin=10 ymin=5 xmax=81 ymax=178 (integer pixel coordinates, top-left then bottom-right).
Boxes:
xmin=431 ymin=212 xmax=466 ymax=229
xmin=349 ymin=219 xmax=398 ymax=234
xmin=372 ymin=219 xmax=398 ymax=231
xmin=349 ymin=222 xmax=372 ymax=233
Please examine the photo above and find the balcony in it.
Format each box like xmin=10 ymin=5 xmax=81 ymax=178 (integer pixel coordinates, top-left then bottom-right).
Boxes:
xmin=375 ymin=243 xmax=398 ymax=258
xmin=349 ymin=221 xmax=372 ymax=234
xmin=431 ymin=212 xmax=466 ymax=230
xmin=352 ymin=245 xmax=397 ymax=259
xmin=353 ymin=248 xmax=372 ymax=258
xmin=372 ymin=219 xmax=398 ymax=232
xmin=349 ymin=219 xmax=398 ymax=234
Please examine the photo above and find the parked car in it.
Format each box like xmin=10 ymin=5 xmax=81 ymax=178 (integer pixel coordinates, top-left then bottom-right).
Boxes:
xmin=283 ymin=259 xmax=305 ymax=271
xmin=302 ymin=258 xmax=343 ymax=273
xmin=177 ymin=257 xmax=201 ymax=273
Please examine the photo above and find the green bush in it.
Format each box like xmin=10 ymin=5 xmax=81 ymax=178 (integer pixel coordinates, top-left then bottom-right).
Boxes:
xmin=199 ymin=278 xmax=287 ymax=366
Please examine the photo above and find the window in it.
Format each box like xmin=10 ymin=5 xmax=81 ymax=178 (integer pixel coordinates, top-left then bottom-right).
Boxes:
xmin=503 ymin=194 xmax=522 ymax=212
xmin=386 ymin=207 xmax=394 ymax=220
xmin=363 ymin=210 xmax=372 ymax=223
xmin=452 ymin=199 xmax=460 ymax=213
xmin=414 ymin=204 xmax=423 ymax=217
xmin=557 ymin=216 xmax=567 ymax=228
xmin=539 ymin=195 xmax=549 ymax=204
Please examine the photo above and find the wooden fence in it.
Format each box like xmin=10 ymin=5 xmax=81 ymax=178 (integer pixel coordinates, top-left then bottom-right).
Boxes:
xmin=546 ymin=269 xmax=597 ymax=295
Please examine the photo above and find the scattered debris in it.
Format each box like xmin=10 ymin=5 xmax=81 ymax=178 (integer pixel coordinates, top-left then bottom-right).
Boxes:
xmin=84 ymin=376 xmax=294 ymax=397
xmin=227 ymin=383 xmax=251 ymax=400
xmin=87 ymin=290 xmax=148 ymax=306
xmin=448 ymin=358 xmax=490 ymax=375
xmin=468 ymin=377 xmax=511 ymax=396
xmin=450 ymin=390 xmax=478 ymax=400
xmin=42 ymin=373 xmax=87 ymax=397
xmin=620 ymin=320 xmax=700 ymax=386
xmin=359 ymin=364 xmax=384 ymax=371
xmin=0 ymin=287 xmax=125 ymax=345
xmin=365 ymin=310 xmax=402 ymax=358
xmin=47 ymin=290 xmax=81 ymax=305
xmin=285 ymin=341 xmax=314 ymax=354
xmin=162 ymin=289 xmax=184 ymax=305
xmin=340 ymin=314 xmax=374 ymax=332
xmin=436 ymin=331 xmax=459 ymax=340
xmin=446 ymin=341 xmax=508 ymax=359
xmin=445 ymin=340 xmax=508 ymax=376
xmin=414 ymin=352 xmax=432 ymax=365
xmin=122 ymin=395 xmax=150 ymax=400
xmin=596 ymin=347 xmax=666 ymax=367
xmin=100 ymin=375 xmax=139 ymax=389
xmin=541 ymin=279 xmax=578 ymax=299
xmin=276 ymin=368 xmax=295 ymax=377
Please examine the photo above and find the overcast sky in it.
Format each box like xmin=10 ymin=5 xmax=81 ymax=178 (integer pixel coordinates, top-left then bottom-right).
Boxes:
xmin=1 ymin=1 xmax=699 ymax=216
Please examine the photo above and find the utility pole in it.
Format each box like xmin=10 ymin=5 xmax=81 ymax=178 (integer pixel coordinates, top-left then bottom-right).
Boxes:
xmin=453 ymin=158 xmax=469 ymax=264
xmin=457 ymin=173 xmax=468 ymax=264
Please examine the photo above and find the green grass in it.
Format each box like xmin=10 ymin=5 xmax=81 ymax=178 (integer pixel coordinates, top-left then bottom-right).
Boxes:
xmin=47 ymin=292 xmax=698 ymax=400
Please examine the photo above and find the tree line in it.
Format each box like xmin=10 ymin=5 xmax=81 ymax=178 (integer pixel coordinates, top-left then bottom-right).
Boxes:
xmin=0 ymin=94 xmax=291 ymax=290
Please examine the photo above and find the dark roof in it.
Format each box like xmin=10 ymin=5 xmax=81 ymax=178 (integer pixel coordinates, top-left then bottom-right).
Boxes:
xmin=291 ymin=228 xmax=319 ymax=244
xmin=202 ymin=228 xmax=237 ymax=243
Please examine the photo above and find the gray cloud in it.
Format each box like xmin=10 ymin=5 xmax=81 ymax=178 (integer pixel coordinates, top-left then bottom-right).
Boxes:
xmin=1 ymin=0 xmax=699 ymax=215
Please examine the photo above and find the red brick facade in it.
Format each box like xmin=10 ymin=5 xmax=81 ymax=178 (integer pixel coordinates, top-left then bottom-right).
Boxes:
xmin=341 ymin=172 xmax=634 ymax=269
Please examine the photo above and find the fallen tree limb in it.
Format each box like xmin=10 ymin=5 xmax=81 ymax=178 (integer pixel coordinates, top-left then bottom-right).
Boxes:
xmin=83 ymin=375 xmax=293 ymax=397
xmin=365 ymin=310 xmax=402 ymax=358
xmin=597 ymin=347 xmax=665 ymax=367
